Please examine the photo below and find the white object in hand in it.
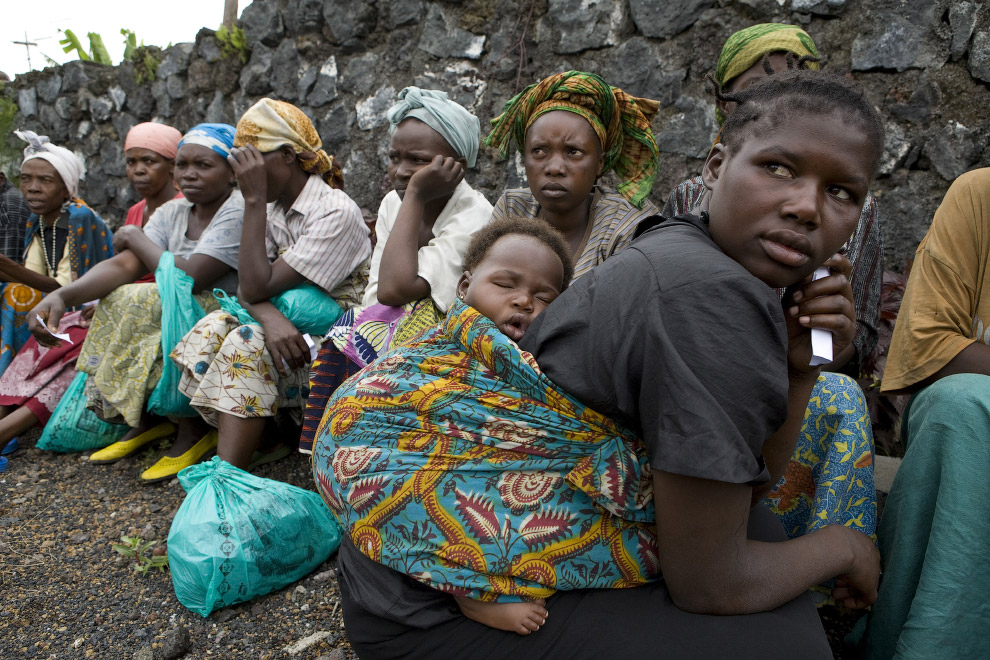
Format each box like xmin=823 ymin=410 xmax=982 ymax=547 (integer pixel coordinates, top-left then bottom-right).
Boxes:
xmin=809 ymin=267 xmax=832 ymax=366
xmin=281 ymin=333 xmax=320 ymax=370
xmin=35 ymin=314 xmax=74 ymax=344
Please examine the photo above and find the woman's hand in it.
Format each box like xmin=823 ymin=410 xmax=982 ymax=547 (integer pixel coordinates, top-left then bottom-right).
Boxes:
xmin=825 ymin=525 xmax=881 ymax=609
xmin=29 ymin=294 xmax=68 ymax=347
xmin=227 ymin=145 xmax=268 ymax=205
xmin=111 ymin=225 xmax=144 ymax=255
xmin=262 ymin=313 xmax=311 ymax=376
xmin=783 ymin=253 xmax=855 ymax=375
xmin=406 ymin=155 xmax=464 ymax=203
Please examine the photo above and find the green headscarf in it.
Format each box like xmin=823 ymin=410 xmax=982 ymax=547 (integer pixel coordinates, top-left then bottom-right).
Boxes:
xmin=714 ymin=23 xmax=819 ymax=125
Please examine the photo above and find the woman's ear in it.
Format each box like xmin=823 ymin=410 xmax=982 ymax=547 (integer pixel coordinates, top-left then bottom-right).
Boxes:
xmin=282 ymin=145 xmax=298 ymax=163
xmin=456 ymin=271 xmax=471 ymax=302
xmin=701 ymin=143 xmax=728 ymax=190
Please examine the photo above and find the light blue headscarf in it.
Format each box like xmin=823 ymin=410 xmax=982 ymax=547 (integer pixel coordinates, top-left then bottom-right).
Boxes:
xmin=178 ymin=123 xmax=236 ymax=158
xmin=387 ymin=87 xmax=481 ymax=167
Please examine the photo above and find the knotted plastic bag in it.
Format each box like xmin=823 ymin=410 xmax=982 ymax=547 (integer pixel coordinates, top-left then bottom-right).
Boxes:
xmin=213 ymin=282 xmax=344 ymax=336
xmin=167 ymin=457 xmax=343 ymax=617
xmin=35 ymin=371 xmax=128 ymax=452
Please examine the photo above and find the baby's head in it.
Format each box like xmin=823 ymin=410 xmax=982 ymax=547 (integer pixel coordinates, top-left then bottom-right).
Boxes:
xmin=701 ymin=69 xmax=884 ymax=288
xmin=457 ymin=216 xmax=574 ymax=341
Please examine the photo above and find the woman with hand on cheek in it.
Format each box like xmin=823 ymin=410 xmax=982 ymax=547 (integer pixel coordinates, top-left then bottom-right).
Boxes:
xmin=172 ymin=99 xmax=370 ymax=471
xmin=30 ymin=124 xmax=244 ymax=483
xmin=299 ymin=87 xmax=492 ymax=453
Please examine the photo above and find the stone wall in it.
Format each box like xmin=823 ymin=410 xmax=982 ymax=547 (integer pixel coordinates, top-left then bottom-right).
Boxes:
xmin=5 ymin=0 xmax=990 ymax=272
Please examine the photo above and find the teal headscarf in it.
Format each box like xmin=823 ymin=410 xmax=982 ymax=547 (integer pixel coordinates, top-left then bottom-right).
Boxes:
xmin=387 ymin=87 xmax=481 ymax=167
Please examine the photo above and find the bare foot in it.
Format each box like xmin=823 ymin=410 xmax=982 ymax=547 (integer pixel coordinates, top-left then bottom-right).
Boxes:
xmin=454 ymin=595 xmax=548 ymax=635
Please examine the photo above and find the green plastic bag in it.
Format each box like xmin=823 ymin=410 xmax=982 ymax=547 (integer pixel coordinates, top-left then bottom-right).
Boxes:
xmin=36 ymin=371 xmax=128 ymax=452
xmin=147 ymin=252 xmax=206 ymax=418
xmin=168 ymin=457 xmax=343 ymax=617
xmin=213 ymin=282 xmax=344 ymax=336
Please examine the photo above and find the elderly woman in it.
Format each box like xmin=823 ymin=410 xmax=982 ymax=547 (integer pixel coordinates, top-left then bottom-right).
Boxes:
xmin=299 ymin=87 xmax=492 ymax=452
xmin=171 ymin=99 xmax=371 ymax=470
xmin=661 ymin=23 xmax=880 ymax=552
xmin=30 ymin=124 xmax=244 ymax=482
xmin=485 ymin=70 xmax=661 ymax=279
xmin=0 ymin=131 xmax=113 ymax=449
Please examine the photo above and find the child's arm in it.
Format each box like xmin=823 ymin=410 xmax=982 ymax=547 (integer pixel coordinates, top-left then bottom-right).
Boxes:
xmin=376 ymin=155 xmax=463 ymax=306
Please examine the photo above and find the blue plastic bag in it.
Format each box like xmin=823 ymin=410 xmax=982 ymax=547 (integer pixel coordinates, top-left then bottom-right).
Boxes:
xmin=213 ymin=283 xmax=344 ymax=336
xmin=36 ymin=371 xmax=128 ymax=452
xmin=147 ymin=252 xmax=206 ymax=417
xmin=167 ymin=457 xmax=343 ymax=617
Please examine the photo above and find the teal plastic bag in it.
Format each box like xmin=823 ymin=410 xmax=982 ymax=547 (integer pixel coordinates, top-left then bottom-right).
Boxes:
xmin=147 ymin=252 xmax=206 ymax=417
xmin=168 ymin=457 xmax=343 ymax=617
xmin=36 ymin=371 xmax=128 ymax=452
xmin=213 ymin=283 xmax=344 ymax=336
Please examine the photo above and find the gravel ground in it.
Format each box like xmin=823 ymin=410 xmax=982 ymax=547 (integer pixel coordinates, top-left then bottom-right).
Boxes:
xmin=1 ymin=429 xmax=865 ymax=659
xmin=0 ymin=428 xmax=355 ymax=660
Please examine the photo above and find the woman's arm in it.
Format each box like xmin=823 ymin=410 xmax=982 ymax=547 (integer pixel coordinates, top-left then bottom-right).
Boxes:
xmin=0 ymin=254 xmax=60 ymax=292
xmin=114 ymin=224 xmax=232 ymax=294
xmin=237 ymin=294 xmax=310 ymax=375
xmin=376 ymin=156 xmax=464 ymax=307
xmin=29 ymin=250 xmax=145 ymax=345
xmin=654 ymin=471 xmax=880 ymax=614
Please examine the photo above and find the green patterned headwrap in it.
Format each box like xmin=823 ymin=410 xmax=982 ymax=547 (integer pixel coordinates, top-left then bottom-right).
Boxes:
xmin=484 ymin=71 xmax=661 ymax=208
xmin=715 ymin=23 xmax=819 ymax=125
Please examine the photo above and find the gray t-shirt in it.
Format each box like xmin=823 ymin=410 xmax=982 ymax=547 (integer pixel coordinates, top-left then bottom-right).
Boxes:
xmin=143 ymin=190 xmax=244 ymax=293
xmin=519 ymin=214 xmax=788 ymax=485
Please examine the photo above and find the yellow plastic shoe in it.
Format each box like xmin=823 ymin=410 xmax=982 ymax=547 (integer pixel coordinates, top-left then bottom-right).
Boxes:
xmin=139 ymin=430 xmax=218 ymax=484
xmin=89 ymin=422 xmax=177 ymax=464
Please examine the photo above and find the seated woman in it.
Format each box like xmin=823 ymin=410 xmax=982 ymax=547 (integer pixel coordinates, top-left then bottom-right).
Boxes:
xmin=299 ymin=87 xmax=492 ymax=452
xmin=662 ymin=23 xmax=878 ymax=549
xmin=484 ymin=70 xmax=661 ymax=280
xmin=0 ymin=131 xmax=114 ymax=449
xmin=315 ymin=71 xmax=884 ymax=657
xmin=171 ymin=98 xmax=371 ymax=470
xmin=852 ymin=169 xmax=990 ymax=659
xmin=30 ymin=124 xmax=244 ymax=483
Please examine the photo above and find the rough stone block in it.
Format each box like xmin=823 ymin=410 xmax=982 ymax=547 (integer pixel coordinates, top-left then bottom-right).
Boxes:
xmin=307 ymin=57 xmax=339 ymax=107
xmin=37 ymin=75 xmax=62 ymax=104
xmin=89 ymin=96 xmax=114 ymax=123
xmin=157 ymin=43 xmax=194 ymax=80
xmin=549 ymin=0 xmax=623 ymax=54
xmin=271 ymin=41 xmax=304 ymax=100
xmin=356 ymin=86 xmax=397 ymax=130
xmin=241 ymin=0 xmax=285 ymax=47
xmin=340 ymin=53 xmax=377 ymax=95
xmin=240 ymin=43 xmax=274 ymax=96
xmin=384 ymin=0 xmax=424 ymax=30
xmin=949 ymin=2 xmax=981 ymax=60
xmin=108 ymin=86 xmax=126 ymax=112
xmin=285 ymin=0 xmax=326 ymax=35
xmin=324 ymin=0 xmax=377 ymax=44
xmin=656 ymin=97 xmax=717 ymax=160
xmin=418 ymin=5 xmax=486 ymax=60
xmin=198 ymin=36 xmax=224 ymax=64
xmin=924 ymin=121 xmax=981 ymax=181
xmin=968 ymin=30 xmax=990 ymax=83
xmin=628 ymin=0 xmax=713 ymax=39
xmin=60 ymin=62 xmax=90 ymax=93
xmin=789 ymin=0 xmax=845 ymax=16
xmin=17 ymin=88 xmax=37 ymax=118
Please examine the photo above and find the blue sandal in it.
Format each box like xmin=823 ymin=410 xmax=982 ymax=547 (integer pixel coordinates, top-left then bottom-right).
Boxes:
xmin=2 ymin=438 xmax=18 ymax=456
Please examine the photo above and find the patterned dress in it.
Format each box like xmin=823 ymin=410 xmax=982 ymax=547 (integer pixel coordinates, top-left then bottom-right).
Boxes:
xmin=313 ymin=301 xmax=658 ymax=602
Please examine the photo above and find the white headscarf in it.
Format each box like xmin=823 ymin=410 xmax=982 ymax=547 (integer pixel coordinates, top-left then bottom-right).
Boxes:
xmin=16 ymin=129 xmax=86 ymax=198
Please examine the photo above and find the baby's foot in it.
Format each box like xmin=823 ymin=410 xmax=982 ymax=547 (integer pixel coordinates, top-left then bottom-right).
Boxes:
xmin=454 ymin=595 xmax=548 ymax=635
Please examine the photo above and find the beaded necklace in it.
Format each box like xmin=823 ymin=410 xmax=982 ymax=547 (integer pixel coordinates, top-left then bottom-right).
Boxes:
xmin=39 ymin=212 xmax=60 ymax=276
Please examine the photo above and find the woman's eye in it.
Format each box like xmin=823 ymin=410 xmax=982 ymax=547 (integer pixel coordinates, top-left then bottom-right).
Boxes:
xmin=765 ymin=163 xmax=792 ymax=178
xmin=493 ymin=281 xmax=511 ymax=289
xmin=828 ymin=185 xmax=852 ymax=201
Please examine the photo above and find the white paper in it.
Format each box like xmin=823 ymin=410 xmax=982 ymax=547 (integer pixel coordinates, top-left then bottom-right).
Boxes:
xmin=281 ymin=333 xmax=319 ymax=370
xmin=35 ymin=314 xmax=73 ymax=344
xmin=809 ymin=267 xmax=832 ymax=366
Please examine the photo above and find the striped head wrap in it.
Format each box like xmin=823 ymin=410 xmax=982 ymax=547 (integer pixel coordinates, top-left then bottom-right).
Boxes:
xmin=124 ymin=122 xmax=182 ymax=160
xmin=179 ymin=123 xmax=236 ymax=159
xmin=387 ymin=87 xmax=481 ymax=168
xmin=234 ymin=98 xmax=344 ymax=189
xmin=16 ymin=129 xmax=85 ymax=198
xmin=714 ymin=23 xmax=819 ymax=125
xmin=484 ymin=71 xmax=660 ymax=208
